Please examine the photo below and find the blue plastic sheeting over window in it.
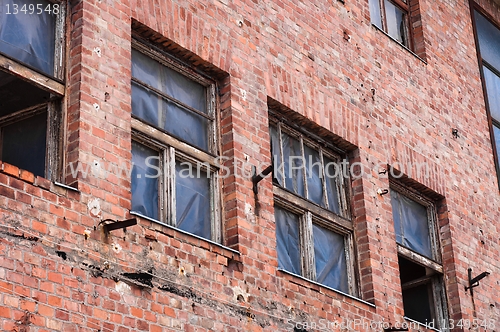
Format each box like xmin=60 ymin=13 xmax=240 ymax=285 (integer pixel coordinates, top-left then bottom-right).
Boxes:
xmin=323 ymin=155 xmax=340 ymax=214
xmin=0 ymin=0 xmax=56 ymax=75
xmin=281 ymin=133 xmax=304 ymax=197
xmin=313 ymin=223 xmax=349 ymax=293
xmin=390 ymin=190 xmax=432 ymax=258
xmin=175 ymin=162 xmax=211 ymax=239
xmin=304 ymin=145 xmax=324 ymax=207
xmin=2 ymin=112 xmax=46 ymax=177
xmin=131 ymin=50 xmax=209 ymax=151
xmin=270 ymin=126 xmax=342 ymax=215
xmin=275 ymin=206 xmax=301 ymax=275
xmin=475 ymin=10 xmax=500 ymax=73
xmin=131 ymin=141 xmax=159 ymax=220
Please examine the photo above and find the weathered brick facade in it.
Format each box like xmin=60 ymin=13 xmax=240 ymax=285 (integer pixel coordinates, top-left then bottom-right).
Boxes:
xmin=1 ymin=0 xmax=499 ymax=331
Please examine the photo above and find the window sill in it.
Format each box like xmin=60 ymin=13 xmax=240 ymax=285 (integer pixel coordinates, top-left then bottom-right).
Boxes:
xmin=277 ymin=268 xmax=375 ymax=309
xmin=130 ymin=211 xmax=241 ymax=264
xmin=371 ymin=24 xmax=427 ymax=64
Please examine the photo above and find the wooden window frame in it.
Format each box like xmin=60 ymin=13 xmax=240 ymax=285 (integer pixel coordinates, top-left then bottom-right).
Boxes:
xmin=271 ymin=118 xmax=358 ymax=296
xmin=130 ymin=40 xmax=222 ymax=243
xmin=381 ymin=0 xmax=412 ymax=48
xmin=390 ymin=180 xmax=448 ymax=329
xmin=0 ymin=0 xmax=66 ymax=180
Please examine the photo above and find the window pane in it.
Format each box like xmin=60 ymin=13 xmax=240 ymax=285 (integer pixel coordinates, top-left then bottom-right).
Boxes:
xmin=313 ymin=224 xmax=349 ymax=293
xmin=164 ymin=100 xmax=209 ymax=151
xmin=132 ymin=49 xmax=207 ymax=113
xmin=384 ymin=0 xmax=408 ymax=46
xmin=132 ymin=82 xmax=161 ymax=126
xmin=483 ymin=66 xmax=500 ymax=121
xmin=274 ymin=206 xmax=301 ymax=275
xmin=304 ymin=145 xmax=325 ymax=207
xmin=270 ymin=125 xmax=283 ymax=186
xmin=131 ymin=141 xmax=159 ymax=220
xmin=474 ymin=10 xmax=500 ymax=72
xmin=282 ymin=132 xmax=304 ymax=197
xmin=493 ymin=125 xmax=500 ymax=168
xmin=369 ymin=0 xmax=383 ymax=28
xmin=0 ymin=0 xmax=56 ymax=75
xmin=390 ymin=190 xmax=432 ymax=258
xmin=2 ymin=112 xmax=47 ymax=177
xmin=323 ymin=155 xmax=341 ymax=214
xmin=175 ymin=161 xmax=211 ymax=239
xmin=132 ymin=82 xmax=209 ymax=151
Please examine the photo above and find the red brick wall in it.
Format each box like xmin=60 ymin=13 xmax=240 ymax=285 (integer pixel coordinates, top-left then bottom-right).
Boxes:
xmin=1 ymin=0 xmax=500 ymax=330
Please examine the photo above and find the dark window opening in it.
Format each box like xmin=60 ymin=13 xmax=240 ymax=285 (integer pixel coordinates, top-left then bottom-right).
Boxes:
xmin=0 ymin=70 xmax=54 ymax=178
xmin=399 ymin=256 xmax=435 ymax=324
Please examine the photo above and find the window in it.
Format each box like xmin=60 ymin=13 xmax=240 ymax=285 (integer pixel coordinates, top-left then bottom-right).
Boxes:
xmin=130 ymin=41 xmax=221 ymax=243
xmin=369 ymin=0 xmax=425 ymax=57
xmin=0 ymin=0 xmax=65 ymax=178
xmin=472 ymin=10 xmax=500 ymax=188
xmin=270 ymin=118 xmax=357 ymax=295
xmin=390 ymin=182 xmax=448 ymax=328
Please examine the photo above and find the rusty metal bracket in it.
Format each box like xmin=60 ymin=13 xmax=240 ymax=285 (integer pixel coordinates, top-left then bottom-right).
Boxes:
xmin=99 ymin=218 xmax=137 ymax=233
xmin=252 ymin=165 xmax=273 ymax=194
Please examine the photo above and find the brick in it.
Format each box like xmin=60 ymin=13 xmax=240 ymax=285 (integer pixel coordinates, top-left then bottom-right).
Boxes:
xmin=2 ymin=163 xmax=19 ymax=177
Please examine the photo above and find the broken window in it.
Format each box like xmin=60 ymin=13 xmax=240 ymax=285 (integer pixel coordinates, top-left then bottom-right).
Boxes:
xmin=390 ymin=182 xmax=448 ymax=328
xmin=472 ymin=9 xmax=500 ymax=189
xmin=271 ymin=118 xmax=356 ymax=295
xmin=369 ymin=0 xmax=425 ymax=57
xmin=0 ymin=0 xmax=65 ymax=179
xmin=130 ymin=40 xmax=221 ymax=243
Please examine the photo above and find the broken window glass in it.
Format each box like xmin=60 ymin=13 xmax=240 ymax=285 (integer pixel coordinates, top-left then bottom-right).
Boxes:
xmin=1 ymin=112 xmax=47 ymax=177
xmin=275 ymin=206 xmax=301 ymax=275
xmin=390 ymin=189 xmax=432 ymax=258
xmin=131 ymin=141 xmax=159 ymax=220
xmin=313 ymin=223 xmax=348 ymax=293
xmin=175 ymin=161 xmax=211 ymax=239
xmin=0 ymin=0 xmax=56 ymax=75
